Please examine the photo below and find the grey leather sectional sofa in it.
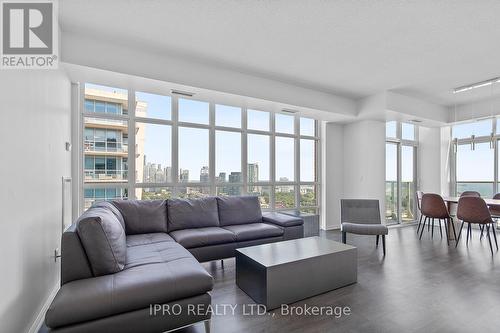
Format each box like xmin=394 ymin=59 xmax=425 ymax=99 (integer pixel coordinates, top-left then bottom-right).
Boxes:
xmin=45 ymin=196 xmax=304 ymax=333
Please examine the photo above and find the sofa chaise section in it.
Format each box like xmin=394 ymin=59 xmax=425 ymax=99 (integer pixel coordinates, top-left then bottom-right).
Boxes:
xmin=46 ymin=195 xmax=305 ymax=333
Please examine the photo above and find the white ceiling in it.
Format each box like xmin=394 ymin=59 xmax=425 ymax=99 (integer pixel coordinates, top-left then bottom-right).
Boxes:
xmin=59 ymin=0 xmax=500 ymax=106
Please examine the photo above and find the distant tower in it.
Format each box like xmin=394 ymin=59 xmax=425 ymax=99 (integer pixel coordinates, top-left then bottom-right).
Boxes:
xmin=200 ymin=166 xmax=209 ymax=182
xmin=247 ymin=163 xmax=259 ymax=183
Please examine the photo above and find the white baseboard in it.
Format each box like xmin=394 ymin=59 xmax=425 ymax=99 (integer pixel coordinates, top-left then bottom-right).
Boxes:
xmin=28 ymin=281 xmax=60 ymax=333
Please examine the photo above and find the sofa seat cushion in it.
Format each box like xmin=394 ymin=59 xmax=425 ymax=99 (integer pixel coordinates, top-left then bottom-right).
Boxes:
xmin=45 ymin=242 xmax=213 ymax=329
xmin=167 ymin=197 xmax=220 ymax=231
xmin=223 ymin=223 xmax=284 ymax=241
xmin=126 ymin=233 xmax=174 ymax=247
xmin=169 ymin=227 xmax=236 ymax=249
xmin=217 ymin=196 xmax=263 ymax=226
xmin=76 ymin=207 xmax=126 ymax=276
xmin=112 ymin=200 xmax=168 ymax=235
xmin=262 ymin=212 xmax=304 ymax=227
xmin=341 ymin=222 xmax=388 ymax=235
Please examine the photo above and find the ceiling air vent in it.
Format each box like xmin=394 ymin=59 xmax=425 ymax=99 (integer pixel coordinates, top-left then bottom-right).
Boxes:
xmin=281 ymin=108 xmax=299 ymax=114
xmin=171 ymin=89 xmax=195 ymax=97
xmin=410 ymin=119 xmax=423 ymax=123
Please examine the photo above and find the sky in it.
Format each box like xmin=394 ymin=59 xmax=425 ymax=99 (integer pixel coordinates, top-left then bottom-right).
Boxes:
xmin=86 ymin=84 xmax=315 ymax=183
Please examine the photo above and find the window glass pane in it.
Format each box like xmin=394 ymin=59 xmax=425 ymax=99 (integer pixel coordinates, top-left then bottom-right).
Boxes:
xmin=136 ymin=92 xmax=171 ymax=120
xmin=216 ymin=131 xmax=241 ymax=182
xmin=401 ymin=123 xmax=415 ymax=141
xmin=215 ymin=104 xmax=241 ymax=128
xmin=179 ymin=99 xmax=209 ymax=124
xmin=456 ymin=142 xmax=494 ymax=197
xmin=85 ymin=83 xmax=127 ymax=116
xmin=95 ymin=101 xmax=105 ymax=113
xmin=385 ymin=143 xmax=398 ymax=222
xmin=106 ymin=103 xmax=120 ymax=114
xmin=84 ymin=187 xmax=128 ymax=210
xmin=453 ymin=119 xmax=493 ymax=139
xmin=247 ymin=109 xmax=269 ymax=131
xmin=178 ymin=187 xmax=210 ymax=199
xmin=401 ymin=146 xmax=415 ymax=222
xmin=248 ymin=134 xmax=270 ymax=182
xmin=275 ymin=186 xmax=296 ymax=209
xmin=275 ymin=137 xmax=295 ymax=181
xmin=300 ymin=208 xmax=318 ymax=214
xmin=85 ymin=156 xmax=94 ymax=170
xmin=84 ymin=99 xmax=94 ymax=112
xmin=386 ymin=121 xmax=397 ymax=138
xmin=216 ymin=186 xmax=243 ymax=196
xmin=138 ymin=187 xmax=173 ymax=200
xmin=300 ymin=139 xmax=315 ymax=182
xmin=136 ymin=123 xmax=172 ymax=183
xmin=300 ymin=185 xmax=316 ymax=207
xmin=300 ymin=117 xmax=315 ymax=136
xmin=247 ymin=186 xmax=271 ymax=209
xmin=275 ymin=113 xmax=295 ymax=134
xmin=179 ymin=127 xmax=209 ymax=182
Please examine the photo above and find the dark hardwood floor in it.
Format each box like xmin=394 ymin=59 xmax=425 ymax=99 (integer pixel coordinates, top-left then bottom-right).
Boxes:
xmin=41 ymin=225 xmax=500 ymax=333
xmin=185 ymin=225 xmax=500 ymax=333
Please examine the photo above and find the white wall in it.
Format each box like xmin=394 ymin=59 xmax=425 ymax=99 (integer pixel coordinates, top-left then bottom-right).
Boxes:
xmin=0 ymin=70 xmax=71 ymax=333
xmin=321 ymin=122 xmax=344 ymax=229
xmin=418 ymin=126 xmax=442 ymax=193
xmin=321 ymin=120 xmax=386 ymax=228
xmin=342 ymin=120 xmax=386 ymax=222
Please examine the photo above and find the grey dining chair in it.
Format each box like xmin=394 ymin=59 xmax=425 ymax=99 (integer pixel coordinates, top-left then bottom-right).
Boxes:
xmin=340 ymin=199 xmax=388 ymax=255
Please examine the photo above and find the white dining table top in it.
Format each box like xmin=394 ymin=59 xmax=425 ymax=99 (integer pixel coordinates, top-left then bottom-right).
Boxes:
xmin=442 ymin=196 xmax=500 ymax=206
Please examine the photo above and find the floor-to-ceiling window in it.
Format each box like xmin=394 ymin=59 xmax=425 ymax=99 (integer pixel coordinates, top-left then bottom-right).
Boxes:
xmin=80 ymin=83 xmax=320 ymax=215
xmin=452 ymin=119 xmax=495 ymax=197
xmin=385 ymin=121 xmax=418 ymax=224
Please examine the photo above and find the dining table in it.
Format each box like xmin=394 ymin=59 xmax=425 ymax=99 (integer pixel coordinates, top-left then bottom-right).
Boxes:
xmin=441 ymin=196 xmax=500 ymax=240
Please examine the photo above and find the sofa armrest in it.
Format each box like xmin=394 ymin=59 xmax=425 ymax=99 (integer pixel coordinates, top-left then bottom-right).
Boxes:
xmin=262 ymin=212 xmax=303 ymax=227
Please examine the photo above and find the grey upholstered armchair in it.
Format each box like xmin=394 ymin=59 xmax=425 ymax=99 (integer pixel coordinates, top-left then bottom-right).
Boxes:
xmin=340 ymin=199 xmax=388 ymax=255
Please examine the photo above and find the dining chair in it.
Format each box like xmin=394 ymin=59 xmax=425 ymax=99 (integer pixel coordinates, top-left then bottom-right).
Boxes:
xmin=456 ymin=196 xmax=498 ymax=254
xmin=416 ymin=191 xmax=424 ymax=233
xmin=419 ymin=193 xmax=456 ymax=245
xmin=480 ymin=193 xmax=500 ymax=240
xmin=460 ymin=191 xmax=481 ymax=197
xmin=340 ymin=199 xmax=388 ymax=255
xmin=488 ymin=193 xmax=500 ymax=217
xmin=459 ymin=191 xmax=482 ymax=238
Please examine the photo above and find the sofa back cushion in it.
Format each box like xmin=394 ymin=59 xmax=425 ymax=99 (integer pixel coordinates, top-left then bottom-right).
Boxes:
xmin=217 ymin=196 xmax=262 ymax=226
xmin=76 ymin=207 xmax=126 ymax=276
xmin=92 ymin=200 xmax=125 ymax=229
xmin=112 ymin=200 xmax=168 ymax=235
xmin=167 ymin=197 xmax=219 ymax=231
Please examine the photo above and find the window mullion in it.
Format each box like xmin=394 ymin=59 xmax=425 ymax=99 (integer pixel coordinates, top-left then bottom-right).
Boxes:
xmin=128 ymin=89 xmax=136 ymax=200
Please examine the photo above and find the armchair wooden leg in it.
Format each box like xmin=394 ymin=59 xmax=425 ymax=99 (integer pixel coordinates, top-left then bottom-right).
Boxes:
xmin=342 ymin=232 xmax=346 ymax=244
xmin=382 ymin=235 xmax=386 ymax=255
xmin=376 ymin=235 xmax=379 ymax=247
